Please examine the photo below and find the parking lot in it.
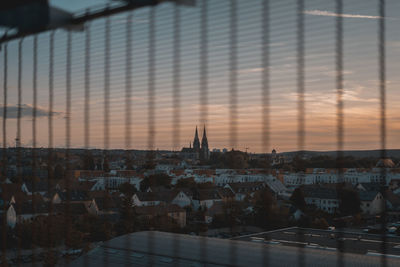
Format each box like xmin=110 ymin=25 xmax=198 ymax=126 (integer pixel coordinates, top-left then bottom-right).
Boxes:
xmin=234 ymin=227 xmax=400 ymax=256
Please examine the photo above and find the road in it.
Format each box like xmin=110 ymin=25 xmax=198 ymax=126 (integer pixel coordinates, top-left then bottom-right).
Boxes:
xmin=234 ymin=227 xmax=400 ymax=256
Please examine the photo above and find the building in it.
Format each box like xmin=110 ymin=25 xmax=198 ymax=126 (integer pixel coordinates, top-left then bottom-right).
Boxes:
xmin=72 ymin=231 xmax=400 ymax=266
xmin=271 ymin=149 xmax=285 ymax=166
xmin=224 ymin=182 xmax=266 ymax=201
xmin=302 ymin=185 xmax=340 ymax=214
xmin=132 ymin=192 xmax=164 ymax=207
xmin=180 ymin=126 xmax=210 ymax=162
xmin=359 ymin=191 xmax=384 ymax=215
xmin=193 ymin=188 xmax=222 ymax=209
xmin=134 ymin=205 xmax=186 ymax=228
xmin=283 ymin=168 xmax=396 ymax=188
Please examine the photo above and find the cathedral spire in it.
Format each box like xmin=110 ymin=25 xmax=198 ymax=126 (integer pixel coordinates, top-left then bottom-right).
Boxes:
xmin=200 ymin=125 xmax=209 ymax=161
xmin=201 ymin=125 xmax=208 ymax=145
xmin=193 ymin=126 xmax=200 ymax=152
xmin=202 ymin=124 xmax=207 ymax=139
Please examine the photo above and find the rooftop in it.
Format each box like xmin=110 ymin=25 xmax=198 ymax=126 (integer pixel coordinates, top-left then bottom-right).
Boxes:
xmin=72 ymin=231 xmax=400 ymax=266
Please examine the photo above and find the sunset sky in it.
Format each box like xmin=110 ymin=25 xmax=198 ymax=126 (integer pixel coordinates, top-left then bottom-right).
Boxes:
xmin=1 ymin=0 xmax=400 ymax=153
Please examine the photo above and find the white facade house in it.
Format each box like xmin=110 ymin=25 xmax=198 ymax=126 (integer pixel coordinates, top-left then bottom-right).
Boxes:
xmin=304 ymin=196 xmax=339 ymax=214
xmin=170 ymin=169 xmax=279 ymax=188
xmin=85 ymin=199 xmax=99 ymax=215
xmin=87 ymin=176 xmax=142 ymax=191
xmin=224 ymin=182 xmax=265 ymax=201
xmin=359 ymin=191 xmax=384 ymax=215
xmin=155 ymin=164 xmax=177 ymax=172
xmin=194 ymin=176 xmax=214 ymax=184
xmin=213 ymin=174 xmax=270 ymax=186
xmin=6 ymin=204 xmax=16 ymax=228
xmin=170 ymin=191 xmax=192 ymax=208
xmin=131 ymin=193 xmax=162 ymax=207
xmin=16 ymin=210 xmax=49 ymax=223
xmin=283 ymin=168 xmax=395 ymax=187
xmin=303 ymin=186 xmax=340 ymax=214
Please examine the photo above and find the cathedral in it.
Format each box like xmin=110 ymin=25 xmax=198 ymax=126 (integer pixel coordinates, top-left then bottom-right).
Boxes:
xmin=180 ymin=126 xmax=210 ymax=162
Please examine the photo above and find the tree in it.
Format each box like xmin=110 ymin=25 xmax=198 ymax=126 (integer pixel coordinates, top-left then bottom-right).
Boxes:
xmin=175 ymin=178 xmax=197 ymax=190
xmin=226 ymin=150 xmax=248 ymax=169
xmin=118 ymin=182 xmax=137 ymax=197
xmin=96 ymin=159 xmax=102 ymax=170
xmin=88 ymin=218 xmax=114 ymax=242
xmin=139 ymin=177 xmax=151 ymax=192
xmin=82 ymin=151 xmax=95 ymax=170
xmin=65 ymin=228 xmax=85 ymax=249
xmin=43 ymin=250 xmax=58 ymax=267
xmin=103 ymin=156 xmax=110 ymax=172
xmin=248 ymin=156 xmax=271 ymax=169
xmin=53 ymin=164 xmax=65 ymax=180
xmin=124 ymin=152 xmax=135 ymax=170
xmin=208 ymin=150 xmax=249 ymax=169
xmin=338 ymin=189 xmax=361 ymax=216
xmin=312 ymin=218 xmax=329 ymax=229
xmin=116 ymin=196 xmax=137 ymax=234
xmin=140 ymin=173 xmax=172 ymax=191
xmin=290 ymin=187 xmax=306 ymax=211
xmin=143 ymin=151 xmax=156 ymax=170
xmin=222 ymin=200 xmax=243 ymax=230
xmin=292 ymin=154 xmax=307 ymax=172
xmin=253 ymin=189 xmax=276 ymax=229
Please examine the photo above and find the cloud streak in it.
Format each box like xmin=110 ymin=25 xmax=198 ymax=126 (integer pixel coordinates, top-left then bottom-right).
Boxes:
xmin=0 ymin=104 xmax=62 ymax=119
xmin=304 ymin=10 xmax=383 ymax=19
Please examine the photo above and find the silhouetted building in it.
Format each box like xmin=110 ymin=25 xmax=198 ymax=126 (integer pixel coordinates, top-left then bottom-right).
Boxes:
xmin=181 ymin=126 xmax=210 ymax=162
xmin=200 ymin=126 xmax=210 ymax=162
xmin=271 ymin=149 xmax=285 ymax=166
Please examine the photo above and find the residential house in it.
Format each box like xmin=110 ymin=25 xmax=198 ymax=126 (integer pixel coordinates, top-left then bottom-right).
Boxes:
xmin=302 ymin=185 xmax=340 ymax=214
xmin=92 ymin=194 xmax=121 ymax=217
xmin=52 ymin=190 xmax=99 ymax=216
xmin=224 ymin=182 xmax=266 ymax=201
xmin=14 ymin=201 xmax=50 ymax=223
xmin=134 ymin=204 xmax=186 ymax=228
xmin=52 ymin=190 xmax=89 ymax=204
xmin=89 ymin=176 xmax=142 ymax=191
xmin=204 ymin=202 xmax=225 ymax=224
xmin=355 ymin=183 xmax=382 ymax=192
xmin=265 ymin=178 xmax=288 ymax=196
xmin=386 ymin=190 xmax=400 ymax=211
xmin=217 ymin=188 xmax=235 ymax=203
xmin=132 ymin=192 xmax=164 ymax=207
xmin=193 ymin=189 xmax=222 ymax=209
xmin=2 ymin=204 xmax=16 ymax=228
xmin=389 ymin=179 xmax=400 ymax=190
xmin=170 ymin=190 xmax=193 ymax=208
xmin=55 ymin=202 xmax=92 ymax=217
xmin=23 ymin=180 xmax=55 ymax=197
xmin=359 ymin=191 xmax=384 ymax=215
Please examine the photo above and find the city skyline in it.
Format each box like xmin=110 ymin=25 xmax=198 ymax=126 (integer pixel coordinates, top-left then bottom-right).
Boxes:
xmin=1 ymin=0 xmax=400 ymax=153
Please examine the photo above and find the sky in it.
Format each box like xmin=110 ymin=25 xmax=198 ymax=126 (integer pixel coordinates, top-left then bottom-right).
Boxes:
xmin=1 ymin=0 xmax=400 ymax=153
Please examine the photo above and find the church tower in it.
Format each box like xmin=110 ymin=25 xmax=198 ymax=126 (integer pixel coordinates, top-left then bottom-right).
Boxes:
xmin=193 ymin=126 xmax=200 ymax=153
xmin=200 ymin=125 xmax=210 ymax=161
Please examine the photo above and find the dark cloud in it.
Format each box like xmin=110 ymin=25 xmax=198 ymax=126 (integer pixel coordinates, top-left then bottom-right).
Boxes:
xmin=0 ymin=104 xmax=62 ymax=118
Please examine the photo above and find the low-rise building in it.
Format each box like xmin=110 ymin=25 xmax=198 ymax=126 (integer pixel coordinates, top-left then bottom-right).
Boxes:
xmin=193 ymin=189 xmax=222 ymax=210
xmin=224 ymin=182 xmax=266 ymax=201
xmin=134 ymin=204 xmax=186 ymax=228
xmin=132 ymin=192 xmax=164 ymax=207
xmin=359 ymin=191 xmax=384 ymax=215
xmin=302 ymin=185 xmax=340 ymax=214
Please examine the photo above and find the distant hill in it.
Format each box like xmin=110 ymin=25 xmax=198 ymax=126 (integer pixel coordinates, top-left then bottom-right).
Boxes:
xmin=279 ymin=149 xmax=400 ymax=159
